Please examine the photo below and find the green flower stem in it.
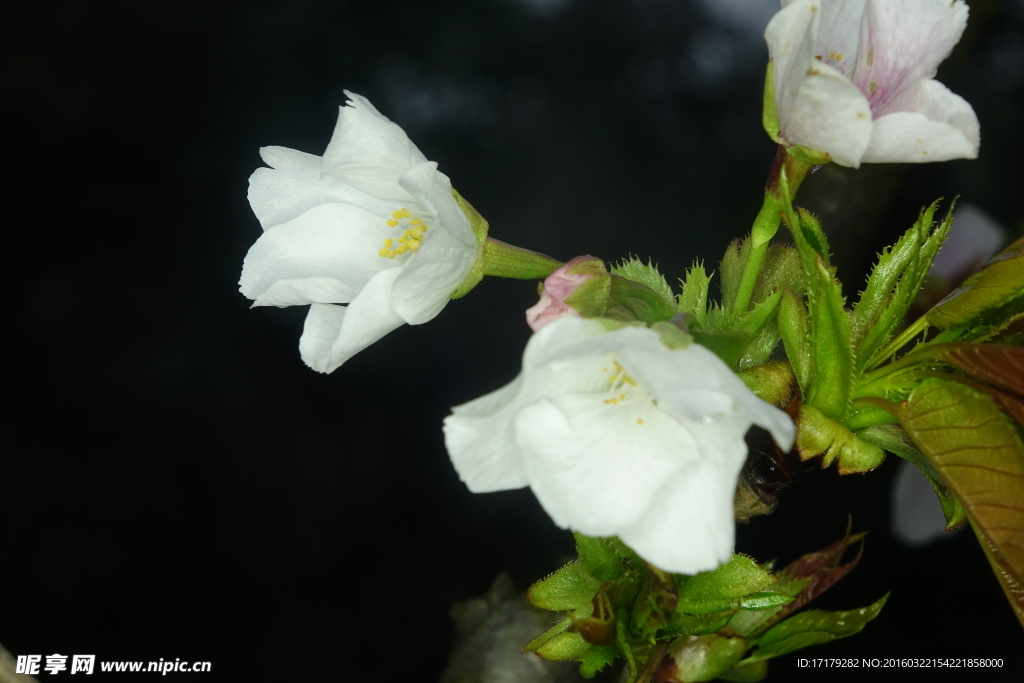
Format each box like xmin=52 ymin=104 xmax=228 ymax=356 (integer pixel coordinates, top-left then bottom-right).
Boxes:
xmin=732 ymin=147 xmax=814 ymax=314
xmin=480 ymin=238 xmax=562 ymax=279
xmin=863 ymin=315 xmax=930 ymax=372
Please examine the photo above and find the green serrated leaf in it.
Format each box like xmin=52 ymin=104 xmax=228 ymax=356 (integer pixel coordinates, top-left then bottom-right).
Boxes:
xmin=579 ymin=644 xmax=620 ymax=679
xmin=660 ymin=633 xmax=749 ymax=683
xmin=856 ymin=423 xmax=966 ymax=530
xmin=524 ymin=616 xmax=572 ymax=654
xmin=720 ymin=659 xmax=769 ymax=683
xmin=850 ymin=202 xmax=934 ymax=349
xmin=575 ymin=533 xmax=626 ymax=583
xmin=742 ymin=594 xmax=888 ymax=664
xmin=797 ymin=405 xmax=886 ymax=474
xmin=675 ymin=555 xmax=775 ymax=615
xmin=631 ymin=564 xmax=678 ymax=637
xmin=721 ymin=237 xmax=751 ymax=312
xmin=535 ymin=630 xmax=593 ymax=662
xmin=660 ymin=610 xmax=737 ymax=639
xmin=754 ymin=244 xmax=804 ymax=304
xmin=678 ymin=263 xmax=712 ymax=328
xmin=739 ymin=592 xmax=795 ymax=611
xmin=929 ymin=235 xmax=1024 ymax=330
xmin=528 ymin=561 xmax=603 ymax=612
xmin=779 ymin=288 xmax=812 ymax=393
xmin=805 ymin=258 xmax=854 ymax=420
xmin=611 ymin=257 xmax=677 ymax=308
xmin=893 ymin=378 xmax=1024 ymax=623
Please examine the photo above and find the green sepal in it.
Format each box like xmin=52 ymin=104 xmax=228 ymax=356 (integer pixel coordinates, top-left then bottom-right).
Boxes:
xmin=566 ymin=267 xmax=677 ymax=324
xmin=661 ymin=634 xmax=749 ymax=683
xmin=740 ymin=594 xmax=888 ymax=664
xmin=797 ymin=405 xmax=886 ymax=474
xmin=779 ymin=289 xmax=812 ymax=393
xmin=452 ymin=188 xmax=489 ymax=245
xmin=786 ymin=145 xmax=831 ymax=165
xmin=675 ymin=555 xmax=775 ymax=615
xmin=527 ymin=561 xmax=603 ymax=612
xmin=856 ymin=423 xmax=967 ymax=530
xmin=695 ymin=292 xmax=783 ymax=370
xmin=928 ymin=234 xmax=1024 ymax=330
xmin=762 ymin=61 xmax=780 ymax=143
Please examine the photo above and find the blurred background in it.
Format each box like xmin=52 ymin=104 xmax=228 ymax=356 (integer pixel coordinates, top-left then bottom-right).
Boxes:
xmin=4 ymin=0 xmax=1024 ymax=680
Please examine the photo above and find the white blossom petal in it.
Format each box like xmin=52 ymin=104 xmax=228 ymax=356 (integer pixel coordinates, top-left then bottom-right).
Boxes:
xmin=515 ymin=396 xmax=696 ymax=537
xmin=618 ymin=417 xmax=750 ymax=573
xmin=298 ymin=268 xmax=405 ymax=373
xmin=239 ymin=203 xmax=395 ymax=307
xmin=781 ymin=59 xmax=873 ymax=167
xmin=443 ymin=375 xmax=531 ymax=492
xmin=391 ymin=162 xmax=480 ymax=325
xmin=444 ymin=317 xmax=796 ymax=572
xmin=259 ymin=146 xmax=321 ymax=181
xmin=766 ymin=0 xmax=820 ymax=119
xmin=247 ymin=167 xmax=397 ymax=231
xmin=320 ymin=91 xmax=428 ymax=201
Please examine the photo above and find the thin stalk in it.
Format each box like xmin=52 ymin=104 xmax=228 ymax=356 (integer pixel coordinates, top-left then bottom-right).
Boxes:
xmin=731 ymin=146 xmax=813 ymax=314
xmin=863 ymin=315 xmax=930 ymax=372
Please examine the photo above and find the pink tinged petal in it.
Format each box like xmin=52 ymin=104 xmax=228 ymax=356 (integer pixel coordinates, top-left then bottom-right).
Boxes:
xmin=526 ymin=291 xmax=581 ymax=332
xmin=618 ymin=416 xmax=750 ymax=574
xmin=298 ymin=268 xmax=405 ymax=373
xmin=852 ymin=0 xmax=969 ymax=115
xmin=813 ymin=0 xmax=868 ymax=76
xmin=443 ymin=375 xmax=531 ymax=492
xmin=514 ymin=397 xmax=696 ymax=537
xmin=239 ymin=203 xmax=395 ymax=307
xmin=390 ymin=162 xmax=479 ymax=325
xmin=861 ymin=80 xmax=979 ymax=163
xmin=320 ymin=91 xmax=428 ymax=201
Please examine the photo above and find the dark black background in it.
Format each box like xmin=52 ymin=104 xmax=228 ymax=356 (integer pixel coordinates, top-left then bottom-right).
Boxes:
xmin=5 ymin=0 xmax=1024 ymax=681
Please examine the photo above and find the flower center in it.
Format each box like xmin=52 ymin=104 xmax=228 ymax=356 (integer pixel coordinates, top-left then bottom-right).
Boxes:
xmin=378 ymin=207 xmax=429 ymax=260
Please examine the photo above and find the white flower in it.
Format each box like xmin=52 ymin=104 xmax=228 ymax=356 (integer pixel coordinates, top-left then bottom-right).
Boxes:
xmin=239 ymin=92 xmax=480 ymax=372
xmin=766 ymin=0 xmax=979 ymax=167
xmin=443 ymin=317 xmax=795 ymax=574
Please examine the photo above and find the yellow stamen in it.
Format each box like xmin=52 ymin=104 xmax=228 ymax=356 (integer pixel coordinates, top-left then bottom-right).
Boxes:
xmin=383 ymin=238 xmax=394 ymax=248
xmin=391 ymin=210 xmax=404 ymax=220
xmin=637 ymin=419 xmax=644 ymax=425
xmin=408 ymin=240 xmax=421 ymax=250
xmin=378 ymin=248 xmax=390 ymax=257
xmin=386 ymin=219 xmax=399 ymax=227
xmin=409 ymin=218 xmax=422 ymax=225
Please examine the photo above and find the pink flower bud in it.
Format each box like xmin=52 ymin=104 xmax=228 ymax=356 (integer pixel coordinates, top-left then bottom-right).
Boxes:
xmin=525 ymin=255 xmax=603 ymax=332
